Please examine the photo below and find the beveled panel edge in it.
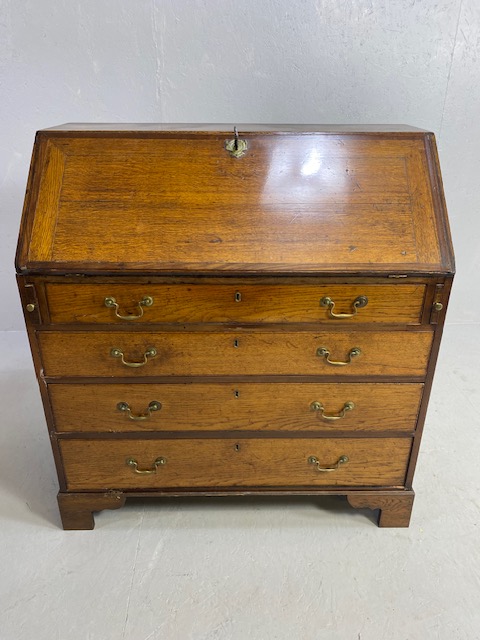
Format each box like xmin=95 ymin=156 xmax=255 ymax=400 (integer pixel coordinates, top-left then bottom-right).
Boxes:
xmin=56 ymin=485 xmax=409 ymax=495
xmin=15 ymin=137 xmax=70 ymax=273
xmin=17 ymin=261 xmax=453 ymax=277
xmin=15 ymin=132 xmax=47 ymax=274
xmin=40 ymin=375 xmax=428 ymax=384
xmin=424 ymin=134 xmax=455 ymax=275
xmin=54 ymin=430 xmax=415 ymax=440
xmin=26 ymin=141 xmax=67 ymax=264
xmin=20 ymin=273 xmax=450 ymax=284
xmin=31 ymin=324 xmax=436 ymax=334
xmin=33 ymin=324 xmax=436 ymax=334
xmin=57 ymin=487 xmax=414 ymax=497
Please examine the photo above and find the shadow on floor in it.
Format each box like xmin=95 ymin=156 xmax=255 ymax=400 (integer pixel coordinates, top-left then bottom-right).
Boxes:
xmin=101 ymin=494 xmax=379 ymax=529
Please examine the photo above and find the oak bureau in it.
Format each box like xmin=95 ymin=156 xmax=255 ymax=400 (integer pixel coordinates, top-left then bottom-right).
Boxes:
xmin=15 ymin=124 xmax=454 ymax=529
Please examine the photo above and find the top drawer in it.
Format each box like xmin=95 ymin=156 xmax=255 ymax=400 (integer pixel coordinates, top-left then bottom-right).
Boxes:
xmin=44 ymin=283 xmax=426 ymax=325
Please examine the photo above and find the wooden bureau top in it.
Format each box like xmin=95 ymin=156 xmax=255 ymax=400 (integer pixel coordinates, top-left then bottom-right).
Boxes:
xmin=16 ymin=125 xmax=454 ymax=276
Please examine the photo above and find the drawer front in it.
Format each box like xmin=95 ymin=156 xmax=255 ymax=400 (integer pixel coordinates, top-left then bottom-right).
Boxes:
xmin=50 ymin=382 xmax=423 ymax=433
xmin=38 ymin=330 xmax=433 ymax=378
xmin=45 ymin=283 xmax=426 ymax=325
xmin=60 ymin=437 xmax=412 ymax=490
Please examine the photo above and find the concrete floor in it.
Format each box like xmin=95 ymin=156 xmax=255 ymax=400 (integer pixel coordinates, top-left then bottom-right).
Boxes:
xmin=0 ymin=325 xmax=478 ymax=640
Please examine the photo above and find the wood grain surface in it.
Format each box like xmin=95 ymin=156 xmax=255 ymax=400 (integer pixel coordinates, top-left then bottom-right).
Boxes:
xmin=38 ymin=330 xmax=433 ymax=378
xmin=60 ymin=437 xmax=412 ymax=490
xmin=347 ymin=490 xmax=415 ymax=527
xmin=15 ymin=125 xmax=455 ymax=529
xmin=16 ymin=131 xmax=454 ymax=274
xmin=57 ymin=491 xmax=125 ymax=530
xmin=45 ymin=283 xmax=426 ymax=325
xmin=49 ymin=382 xmax=423 ymax=433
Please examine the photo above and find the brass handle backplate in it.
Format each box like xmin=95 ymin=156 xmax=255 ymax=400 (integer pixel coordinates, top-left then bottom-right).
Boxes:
xmin=117 ymin=401 xmax=162 ymax=421
xmin=310 ymin=401 xmax=355 ymax=420
xmin=316 ymin=347 xmax=361 ymax=366
xmin=126 ymin=457 xmax=166 ymax=474
xmin=225 ymin=138 xmax=247 ymax=158
xmin=308 ymin=455 xmax=349 ymax=472
xmin=104 ymin=295 xmax=153 ymax=320
xmin=320 ymin=295 xmax=368 ymax=319
xmin=110 ymin=347 xmax=157 ymax=368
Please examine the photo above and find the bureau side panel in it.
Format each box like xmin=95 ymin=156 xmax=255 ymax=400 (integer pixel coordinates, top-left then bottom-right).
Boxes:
xmin=405 ymin=275 xmax=453 ymax=486
xmin=17 ymin=276 xmax=67 ymax=491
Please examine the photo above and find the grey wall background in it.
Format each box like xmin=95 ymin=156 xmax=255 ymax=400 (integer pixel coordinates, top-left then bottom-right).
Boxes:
xmin=1 ymin=0 xmax=478 ymax=330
